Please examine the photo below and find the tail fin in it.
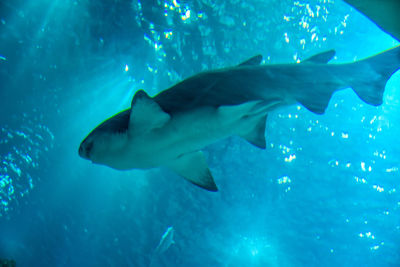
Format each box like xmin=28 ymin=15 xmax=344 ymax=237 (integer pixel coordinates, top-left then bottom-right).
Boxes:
xmin=352 ymin=45 xmax=400 ymax=106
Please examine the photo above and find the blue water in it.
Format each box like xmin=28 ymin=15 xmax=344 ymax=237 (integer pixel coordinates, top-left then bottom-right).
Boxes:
xmin=0 ymin=0 xmax=399 ymax=266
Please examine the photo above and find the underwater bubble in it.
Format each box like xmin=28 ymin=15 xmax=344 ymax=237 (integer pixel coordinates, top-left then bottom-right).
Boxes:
xmin=0 ymin=118 xmax=54 ymax=216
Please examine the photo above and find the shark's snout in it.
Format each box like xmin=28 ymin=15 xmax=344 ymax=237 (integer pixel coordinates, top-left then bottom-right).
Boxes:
xmin=78 ymin=143 xmax=85 ymax=158
xmin=78 ymin=139 xmax=93 ymax=160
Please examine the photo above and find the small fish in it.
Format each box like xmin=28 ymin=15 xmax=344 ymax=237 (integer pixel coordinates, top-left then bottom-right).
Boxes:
xmin=343 ymin=0 xmax=400 ymax=40
xmin=154 ymin=226 xmax=175 ymax=255
xmin=0 ymin=55 xmax=6 ymax=61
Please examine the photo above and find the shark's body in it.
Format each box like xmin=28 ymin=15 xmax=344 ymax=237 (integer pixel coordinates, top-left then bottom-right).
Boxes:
xmin=79 ymin=46 xmax=400 ymax=191
xmin=343 ymin=0 xmax=400 ymax=40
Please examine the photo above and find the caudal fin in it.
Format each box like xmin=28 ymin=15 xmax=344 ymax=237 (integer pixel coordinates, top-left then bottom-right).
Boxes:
xmin=352 ymin=45 xmax=400 ymax=106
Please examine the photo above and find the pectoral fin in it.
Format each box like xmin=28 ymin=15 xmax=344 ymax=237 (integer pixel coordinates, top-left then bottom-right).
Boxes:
xmin=167 ymin=151 xmax=218 ymax=192
xmin=129 ymin=90 xmax=170 ymax=134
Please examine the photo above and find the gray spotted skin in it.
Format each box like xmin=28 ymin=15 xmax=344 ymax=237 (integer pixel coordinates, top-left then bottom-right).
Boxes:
xmin=79 ymin=46 xmax=400 ymax=191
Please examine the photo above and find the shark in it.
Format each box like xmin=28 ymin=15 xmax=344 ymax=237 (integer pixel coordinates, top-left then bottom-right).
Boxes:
xmin=79 ymin=46 xmax=400 ymax=191
xmin=343 ymin=0 xmax=400 ymax=40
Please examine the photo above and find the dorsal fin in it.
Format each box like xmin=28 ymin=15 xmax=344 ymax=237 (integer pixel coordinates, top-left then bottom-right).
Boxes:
xmin=238 ymin=55 xmax=263 ymax=66
xmin=303 ymin=50 xmax=336 ymax=64
xmin=129 ymin=90 xmax=170 ymax=134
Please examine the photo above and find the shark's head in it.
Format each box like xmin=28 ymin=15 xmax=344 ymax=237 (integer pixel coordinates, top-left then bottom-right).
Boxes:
xmin=79 ymin=111 xmax=130 ymax=168
xmin=78 ymin=130 xmax=109 ymax=163
xmin=78 ymin=134 xmax=95 ymax=160
xmin=78 ymin=129 xmax=129 ymax=166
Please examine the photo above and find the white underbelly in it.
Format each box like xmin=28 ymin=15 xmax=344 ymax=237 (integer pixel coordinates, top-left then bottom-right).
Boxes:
xmin=116 ymin=101 xmax=271 ymax=169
